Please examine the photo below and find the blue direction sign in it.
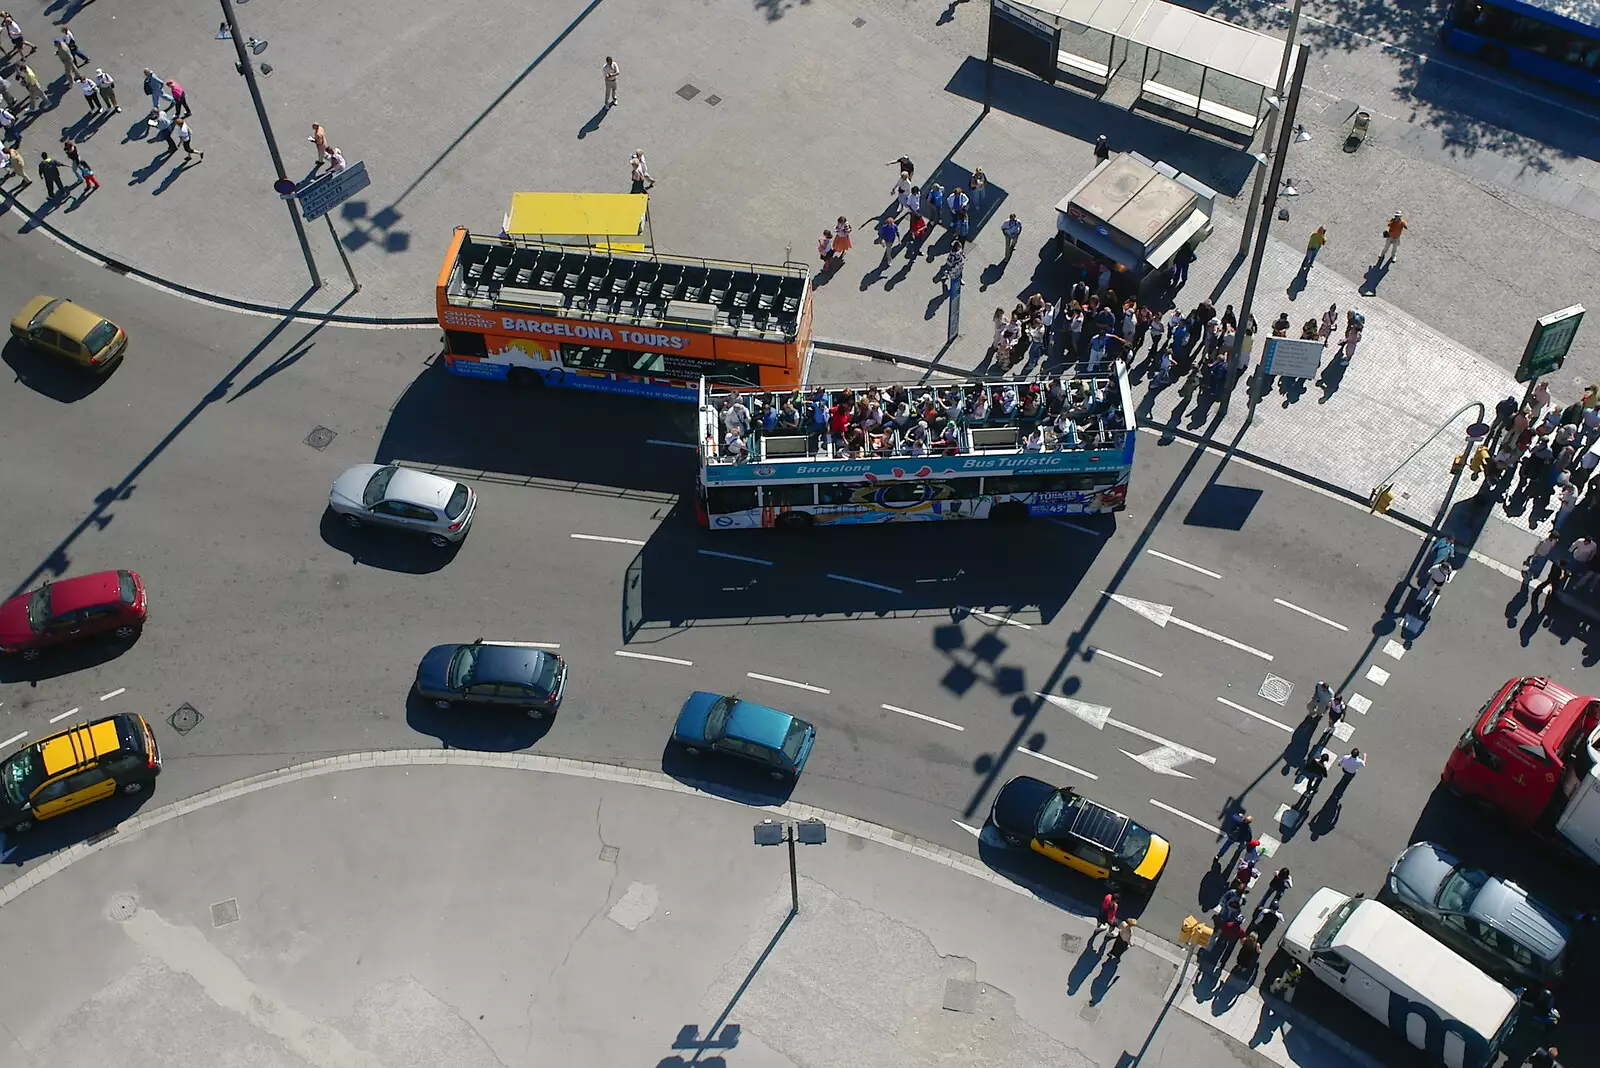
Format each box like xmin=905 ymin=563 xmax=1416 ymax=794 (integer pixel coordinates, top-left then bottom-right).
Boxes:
xmin=296 ymin=161 xmax=371 ymax=222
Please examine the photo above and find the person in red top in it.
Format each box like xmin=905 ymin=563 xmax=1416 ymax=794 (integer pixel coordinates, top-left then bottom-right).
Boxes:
xmin=1379 ymin=211 xmax=1407 ymax=264
xmin=1093 ymin=892 xmax=1120 ymax=939
xmin=827 ymin=403 xmax=851 ymax=442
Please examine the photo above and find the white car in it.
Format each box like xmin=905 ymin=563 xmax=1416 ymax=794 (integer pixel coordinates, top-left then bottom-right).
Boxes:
xmin=328 ymin=464 xmax=476 ymax=548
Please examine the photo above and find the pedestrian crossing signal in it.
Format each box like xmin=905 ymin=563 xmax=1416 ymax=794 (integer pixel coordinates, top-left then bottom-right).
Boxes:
xmin=1370 ymin=484 xmax=1397 ymax=514
xmin=1179 ymin=915 xmax=1213 ymax=946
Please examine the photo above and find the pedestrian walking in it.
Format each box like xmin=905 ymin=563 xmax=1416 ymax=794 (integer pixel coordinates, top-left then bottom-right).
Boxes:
xmin=628 ymin=151 xmax=648 ymax=193
xmin=1379 ymin=211 xmax=1407 ymax=263
xmin=949 ymin=185 xmax=970 ymax=238
xmin=174 ymin=117 xmax=202 ymax=160
xmin=1214 ymin=810 xmax=1253 ymax=862
xmin=53 ymin=38 xmax=78 ymax=82
xmin=327 ymin=146 xmax=347 ymax=174
xmin=1555 ymin=478 xmax=1580 ymax=530
xmin=60 ymin=138 xmax=80 ymax=169
xmin=1571 ymin=536 xmax=1599 ymax=590
xmin=941 ymin=239 xmax=965 ymax=291
xmin=1106 ymin=918 xmax=1137 ymax=961
xmin=1337 ymin=748 xmax=1366 ymax=790
xmin=1428 ymin=533 xmax=1456 ymax=569
xmin=62 ymin=25 xmax=87 ymax=65
xmin=150 ymin=110 xmax=176 ymax=154
xmin=1523 ymin=1045 xmax=1561 ymax=1068
xmin=93 ymin=68 xmax=119 ymax=113
xmin=969 ymin=167 xmax=987 ymax=211
xmin=76 ymin=75 xmax=101 ymax=114
xmin=142 ymin=69 xmax=166 ymax=112
xmin=74 ymin=155 xmax=97 ymax=192
xmin=1302 ymin=226 xmax=1326 ymax=271
xmin=876 ymin=214 xmax=899 ymax=268
xmin=832 ymin=216 xmax=852 ymax=262
xmin=1321 ymin=695 xmax=1346 ymax=740
xmin=1000 ymin=213 xmax=1022 ymax=261
xmin=907 ymin=190 xmax=928 ymax=243
xmin=17 ymin=64 xmax=44 ymax=110
xmin=884 ymin=153 xmax=915 ymax=181
xmin=1296 ymin=750 xmax=1330 ymax=800
xmin=0 ymin=106 xmax=15 ymax=146
xmin=165 ymin=80 xmax=190 ymax=119
xmin=3 ymin=144 xmax=29 ymax=189
xmin=0 ymin=77 xmax=21 ymax=115
xmin=3 ymin=12 xmax=37 ymax=58
xmin=1525 ymin=533 xmax=1559 ymax=581
xmin=1232 ymin=933 xmax=1262 ymax=977
xmin=1420 ymin=560 xmax=1453 ymax=609
xmin=1533 ymin=558 xmax=1570 ymax=609
xmin=1173 ymin=240 xmax=1196 ymax=288
xmin=1250 ymin=900 xmax=1285 ymax=942
xmin=1093 ymin=892 xmax=1120 ymax=939
xmin=818 ymin=229 xmax=836 ymax=270
xmin=602 ymin=56 xmax=619 ymax=107
xmin=1208 ymin=913 xmax=1245 ymax=967
xmin=1093 ymin=133 xmax=1110 ymax=163
xmin=37 ymin=150 xmax=62 ymax=197
xmin=1263 ymin=868 xmax=1292 ymax=907
xmin=307 ymin=122 xmax=329 ymax=167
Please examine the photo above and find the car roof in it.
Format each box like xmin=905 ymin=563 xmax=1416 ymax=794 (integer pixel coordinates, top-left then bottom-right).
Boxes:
xmin=1067 ymin=796 xmax=1130 ymax=850
xmin=1469 ymin=879 xmax=1569 ymax=960
xmin=384 ymin=467 xmax=458 ymax=510
xmin=40 ymin=716 xmax=126 ymax=776
xmin=42 ymin=570 xmax=124 ymax=615
xmin=726 ymin=699 xmax=795 ymax=748
xmin=41 ymin=299 xmax=107 ymax=340
xmin=470 ymin=644 xmax=543 ymax=684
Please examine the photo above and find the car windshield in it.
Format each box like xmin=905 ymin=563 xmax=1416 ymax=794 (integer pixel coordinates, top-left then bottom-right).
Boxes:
xmin=82 ymin=320 xmax=118 ymax=353
xmin=447 ymin=645 xmax=480 ymax=689
xmin=704 ymin=696 xmax=735 ymax=741
xmin=779 ymin=719 xmax=809 ymax=762
xmin=0 ymin=748 xmax=42 ymax=807
xmin=27 ymin=299 xmax=64 ymax=331
xmin=531 ymin=654 xmax=559 ymax=696
xmin=1117 ymin=821 xmax=1152 ymax=863
xmin=362 ymin=466 xmax=398 ymax=508
xmin=1313 ymin=897 xmax=1359 ymax=950
xmin=1036 ymin=789 xmax=1075 ymax=837
xmin=1438 ymin=867 xmax=1489 ymax=912
xmin=445 ymin=484 xmax=470 ymax=520
xmin=25 ymin=585 xmax=50 ymax=630
xmin=117 ymin=571 xmax=136 ymax=606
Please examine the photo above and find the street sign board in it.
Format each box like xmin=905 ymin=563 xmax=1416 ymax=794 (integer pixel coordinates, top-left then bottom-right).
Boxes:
xmin=1262 ymin=337 xmax=1322 ymax=379
xmin=1517 ymin=304 xmax=1584 ymax=383
xmin=296 ymin=161 xmax=370 ymax=222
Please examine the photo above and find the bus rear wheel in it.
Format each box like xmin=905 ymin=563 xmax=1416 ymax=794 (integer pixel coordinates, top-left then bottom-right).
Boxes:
xmin=774 ymin=511 xmax=814 ymax=529
xmin=507 ymin=368 xmax=543 ymax=389
xmin=990 ymin=502 xmax=1030 ymax=523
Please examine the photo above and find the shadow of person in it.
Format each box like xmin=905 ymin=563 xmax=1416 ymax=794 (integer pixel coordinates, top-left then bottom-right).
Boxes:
xmin=149 ymin=154 xmax=194 ymax=195
xmin=1286 ymin=267 xmax=1308 ymax=301
xmin=1359 ymin=260 xmax=1390 ymax=296
xmin=1089 ymin=957 xmax=1122 ymax=1004
xmin=1505 ymin=585 xmax=1531 ymax=625
xmin=1066 ymin=936 xmax=1104 ymax=996
xmin=1314 ymin=356 xmax=1347 ymax=403
xmin=576 ymin=105 xmax=608 ymax=139
xmin=1308 ymin=793 xmax=1342 ymax=839
xmin=883 ymin=255 xmax=916 ymax=292
xmin=1248 ymin=997 xmax=1289 ymax=1048
xmin=1281 ymin=716 xmax=1316 ymax=776
xmin=129 ymin=149 xmax=172 ymax=185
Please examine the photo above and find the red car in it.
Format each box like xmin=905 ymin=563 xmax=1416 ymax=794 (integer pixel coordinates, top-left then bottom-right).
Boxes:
xmin=0 ymin=570 xmax=147 ymax=660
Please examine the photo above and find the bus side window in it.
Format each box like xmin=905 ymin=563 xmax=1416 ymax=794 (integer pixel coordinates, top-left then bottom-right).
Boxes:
xmin=763 ymin=484 xmax=816 ymax=507
xmin=706 ymin=486 xmax=760 ymax=514
xmin=445 ymin=330 xmax=489 ymax=357
xmin=818 ymin=483 xmax=867 ymax=506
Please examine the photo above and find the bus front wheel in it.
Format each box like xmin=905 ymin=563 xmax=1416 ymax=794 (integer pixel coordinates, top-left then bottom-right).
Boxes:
xmin=774 ymin=511 xmax=814 ymax=529
xmin=508 ymin=368 xmax=543 ymax=389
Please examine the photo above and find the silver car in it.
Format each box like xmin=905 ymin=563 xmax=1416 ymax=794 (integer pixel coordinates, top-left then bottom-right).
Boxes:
xmin=328 ymin=464 xmax=476 ymax=548
xmin=1380 ymin=841 xmax=1568 ymax=986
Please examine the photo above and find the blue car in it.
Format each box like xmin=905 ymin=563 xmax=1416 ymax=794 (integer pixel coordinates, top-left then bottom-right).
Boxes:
xmin=414 ymin=640 xmax=568 ymax=719
xmin=670 ymin=691 xmax=815 ymax=781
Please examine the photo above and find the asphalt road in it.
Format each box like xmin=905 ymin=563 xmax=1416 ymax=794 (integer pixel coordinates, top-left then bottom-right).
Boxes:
xmin=2 ymin=227 xmax=1598 ymax=1059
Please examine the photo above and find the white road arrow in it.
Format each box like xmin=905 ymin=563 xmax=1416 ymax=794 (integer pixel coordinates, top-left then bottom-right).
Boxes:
xmin=1104 ymin=592 xmax=1273 ymax=661
xmin=1037 ymin=692 xmax=1217 ymax=779
xmin=1118 ymin=746 xmax=1197 ymax=778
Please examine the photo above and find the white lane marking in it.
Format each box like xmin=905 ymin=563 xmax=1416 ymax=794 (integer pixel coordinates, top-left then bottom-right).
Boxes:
xmin=882 ymin=703 xmax=964 ymax=731
xmin=1273 ymin=597 xmax=1349 ymax=632
xmin=1120 ymin=747 xmax=1195 ymax=778
xmin=951 ymin=819 xmax=982 ymax=838
xmin=0 ymin=732 xmax=25 ymax=750
xmin=1365 ymin=665 xmax=1391 ymax=686
xmin=827 ymin=573 xmax=903 ymax=594
xmin=646 ymin=438 xmax=699 ymax=449
xmin=99 ymin=687 xmax=126 ymax=701
xmin=1105 ymin=592 xmax=1273 ymax=661
xmin=1216 ymin=696 xmax=1294 ymax=733
xmin=1087 ymin=646 xmax=1162 ymax=678
xmin=1256 ymin=832 xmax=1281 ymax=857
xmin=1037 ymin=693 xmax=1216 ymax=763
xmin=1049 ymin=519 xmax=1103 ymax=535
xmin=1275 ymin=803 xmax=1304 ymax=831
xmin=1147 ymin=549 xmax=1222 ymax=579
xmin=960 ymin=606 xmax=1032 ymax=629
xmin=1108 ymin=720 xmax=1217 ymax=764
xmin=1015 ymin=746 xmax=1099 ymax=780
xmin=614 ymin=650 xmax=693 ymax=667
xmin=571 ymin=533 xmax=646 ymax=546
xmin=1382 ymin=639 xmax=1406 ymax=660
xmin=1147 ymin=799 xmax=1219 ymax=835
xmin=481 ymin=640 xmax=562 ymax=649
xmin=747 ymin=672 xmax=831 ymax=695
xmin=1348 ymin=693 xmax=1373 ymax=715
xmin=48 ymin=707 xmax=81 ymax=724
xmin=698 ymin=549 xmax=774 ymax=566
xmin=1331 ymin=721 xmax=1355 ymax=742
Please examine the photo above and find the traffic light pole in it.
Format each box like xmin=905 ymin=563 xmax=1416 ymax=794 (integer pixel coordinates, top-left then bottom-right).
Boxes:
xmin=219 ymin=0 xmax=321 ymax=290
xmin=1237 ymin=0 xmax=1304 ymax=257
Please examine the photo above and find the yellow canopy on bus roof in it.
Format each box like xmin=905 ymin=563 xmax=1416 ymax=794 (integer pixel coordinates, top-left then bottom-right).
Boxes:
xmin=503 ymin=192 xmax=649 ymax=251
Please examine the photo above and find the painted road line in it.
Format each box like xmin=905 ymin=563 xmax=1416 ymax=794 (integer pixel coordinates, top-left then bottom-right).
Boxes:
xmin=481 ymin=640 xmax=562 ymax=649
xmin=1120 ymin=747 xmax=1196 ymax=779
xmin=1108 ymin=720 xmax=1217 ymax=765
xmin=747 ymin=672 xmax=831 ymax=695
xmin=1331 ymin=721 xmax=1355 ymax=742
xmin=1382 ymin=639 xmax=1406 ymax=660
xmin=1015 ymin=746 xmax=1099 ymax=780
xmin=1049 ymin=519 xmax=1103 ymax=536
xmin=646 ymin=439 xmax=699 ymax=449
xmin=1106 ymin=593 xmax=1273 ymax=661
xmin=99 ymin=687 xmax=127 ymax=702
xmin=1035 ymin=692 xmax=1217 ymax=765
xmin=614 ymin=650 xmax=694 ymax=667
xmin=1147 ymin=799 xmax=1219 ymax=835
xmin=960 ymin=606 xmax=1032 ymax=629
xmin=1087 ymin=646 xmax=1163 ymax=678
xmin=48 ymin=707 xmax=81 ymax=724
xmin=698 ymin=549 xmax=774 ymax=566
xmin=1216 ymin=696 xmax=1293 ymax=733
xmin=1347 ymin=693 xmax=1373 ymax=715
xmin=1365 ymin=665 xmax=1391 ymax=686
xmin=827 ymin=573 xmax=903 ymax=594
xmin=951 ymin=819 xmax=982 ymax=838
xmin=571 ymin=533 xmax=646 ymax=546
xmin=1147 ymin=549 xmax=1222 ymax=580
xmin=0 ymin=732 xmax=25 ymax=750
xmin=882 ymin=703 xmax=964 ymax=732
xmin=1272 ymin=597 xmax=1349 ymax=632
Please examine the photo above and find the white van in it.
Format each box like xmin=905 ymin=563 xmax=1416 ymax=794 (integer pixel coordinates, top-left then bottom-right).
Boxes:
xmin=1281 ymin=888 xmax=1519 ymax=1068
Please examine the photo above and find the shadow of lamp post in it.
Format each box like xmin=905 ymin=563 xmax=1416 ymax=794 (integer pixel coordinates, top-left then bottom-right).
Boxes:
xmin=754 ymin=817 xmax=827 ymax=915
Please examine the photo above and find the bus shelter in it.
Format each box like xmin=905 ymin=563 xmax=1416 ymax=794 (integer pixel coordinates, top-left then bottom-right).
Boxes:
xmin=988 ymin=0 xmax=1297 ymax=135
xmin=500 ymin=192 xmax=653 ymax=251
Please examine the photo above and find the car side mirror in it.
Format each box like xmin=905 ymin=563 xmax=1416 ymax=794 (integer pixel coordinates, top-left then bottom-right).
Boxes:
xmin=20 ymin=802 xmax=30 ymax=811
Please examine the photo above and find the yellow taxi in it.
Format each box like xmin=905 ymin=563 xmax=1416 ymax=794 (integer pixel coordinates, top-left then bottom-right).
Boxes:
xmin=0 ymin=713 xmax=161 ymax=833
xmin=10 ymin=295 xmax=128 ymax=373
xmin=990 ymin=775 xmax=1170 ymax=891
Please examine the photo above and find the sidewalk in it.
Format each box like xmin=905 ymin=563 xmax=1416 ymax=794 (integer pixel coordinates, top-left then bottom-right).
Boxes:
xmin=0 ymin=751 xmax=1378 ymax=1068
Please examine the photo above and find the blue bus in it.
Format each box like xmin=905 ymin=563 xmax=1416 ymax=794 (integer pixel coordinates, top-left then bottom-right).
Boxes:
xmin=1443 ymin=0 xmax=1600 ymax=97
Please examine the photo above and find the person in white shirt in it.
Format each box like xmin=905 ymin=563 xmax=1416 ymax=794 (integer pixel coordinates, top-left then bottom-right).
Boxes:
xmin=93 ymin=67 xmax=118 ymax=112
xmin=723 ymin=398 xmax=750 ymax=435
xmin=602 ymin=56 xmax=620 ymax=107
xmin=1420 ymin=561 xmax=1452 ymax=607
xmin=326 ymin=146 xmax=347 ymax=174
xmin=1336 ymin=749 xmax=1366 ymax=790
xmin=723 ymin=429 xmax=747 ymax=461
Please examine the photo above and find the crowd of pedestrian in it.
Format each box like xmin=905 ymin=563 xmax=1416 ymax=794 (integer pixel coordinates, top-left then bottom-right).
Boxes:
xmin=1485 ymin=384 xmax=1600 ymax=541
xmin=1207 ymin=807 xmax=1295 ymax=979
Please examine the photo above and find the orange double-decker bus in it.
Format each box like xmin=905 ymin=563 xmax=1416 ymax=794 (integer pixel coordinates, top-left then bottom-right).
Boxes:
xmin=434 ymin=227 xmax=813 ymax=402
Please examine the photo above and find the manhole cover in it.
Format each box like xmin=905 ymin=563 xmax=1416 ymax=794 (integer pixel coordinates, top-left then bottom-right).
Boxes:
xmin=169 ymin=703 xmax=203 ymax=734
xmin=108 ymin=894 xmax=138 ymax=922
xmin=1258 ymin=674 xmax=1293 ymax=706
xmin=676 ymin=83 xmax=700 ymax=101
xmin=211 ymin=898 xmax=240 ymax=928
xmin=704 ymin=94 xmax=721 ymax=106
xmin=599 ymin=845 xmax=619 ymax=863
xmin=304 ymin=426 xmax=336 ymax=450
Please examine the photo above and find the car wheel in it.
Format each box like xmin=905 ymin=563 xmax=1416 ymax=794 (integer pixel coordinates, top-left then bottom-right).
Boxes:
xmin=121 ymin=780 xmax=146 ymax=795
xmin=433 ymin=699 xmax=453 ymax=711
xmin=428 ymin=533 xmax=451 ymax=549
xmin=342 ymin=512 xmax=362 ymax=529
xmin=20 ymin=648 xmax=40 ymax=661
xmin=114 ymin=624 xmax=140 ymax=639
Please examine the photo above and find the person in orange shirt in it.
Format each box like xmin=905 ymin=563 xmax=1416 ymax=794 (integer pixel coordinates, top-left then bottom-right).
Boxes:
xmin=1380 ymin=212 xmax=1407 ymax=263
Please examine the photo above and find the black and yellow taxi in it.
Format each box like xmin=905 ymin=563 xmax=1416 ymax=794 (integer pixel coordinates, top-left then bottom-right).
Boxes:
xmin=990 ymin=775 xmax=1170 ymax=891
xmin=10 ymin=295 xmax=128 ymax=373
xmin=0 ymin=713 xmax=161 ymax=833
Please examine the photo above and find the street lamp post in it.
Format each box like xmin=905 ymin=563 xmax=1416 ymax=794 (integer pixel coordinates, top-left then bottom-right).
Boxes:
xmin=218 ymin=0 xmax=321 ymax=290
xmin=1237 ymin=0 xmax=1306 ymax=257
xmin=754 ymin=818 xmax=827 ymax=915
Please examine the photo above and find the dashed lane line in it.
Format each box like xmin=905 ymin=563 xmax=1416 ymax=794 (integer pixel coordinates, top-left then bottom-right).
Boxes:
xmin=1365 ymin=665 xmax=1391 ymax=686
xmin=1049 ymin=519 xmax=1103 ymax=536
xmin=1147 ymin=549 xmax=1222 ymax=580
xmin=1015 ymin=746 xmax=1099 ymax=780
xmin=698 ymin=549 xmax=774 ymax=566
xmin=0 ymin=732 xmax=25 ymax=750
xmin=1216 ymin=696 xmax=1294 ymax=733
xmin=1272 ymin=598 xmax=1349 ymax=632
xmin=1035 ymin=693 xmax=1217 ymax=765
xmin=882 ymin=704 xmax=964 ymax=732
xmin=827 ymin=573 xmax=903 ymax=594
xmin=615 ymin=650 xmax=694 ymax=667
xmin=1382 ymin=640 xmax=1406 ymax=660
xmin=1348 ymin=693 xmax=1373 ymax=715
xmin=747 ymin=672 xmax=831 ymax=695
xmin=48 ymin=707 xmax=80 ymax=724
xmin=1147 ymin=799 xmax=1220 ymax=835
xmin=1105 ymin=593 xmax=1273 ymax=661
xmin=100 ymin=687 xmax=126 ymax=701
xmin=570 ymin=533 xmax=646 ymax=546
xmin=1086 ymin=646 xmax=1162 ymax=678
xmin=960 ymin=606 xmax=1032 ymax=629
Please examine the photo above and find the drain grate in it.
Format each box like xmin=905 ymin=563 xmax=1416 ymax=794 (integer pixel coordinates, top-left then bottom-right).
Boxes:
xmin=108 ymin=894 xmax=138 ymax=921
xmin=599 ymin=845 xmax=619 ymax=863
xmin=169 ymin=703 xmax=204 ymax=734
xmin=211 ymin=898 xmax=240 ymax=928
xmin=304 ymin=426 xmax=336 ymax=450
xmin=705 ymin=94 xmax=721 ymax=106
xmin=676 ymin=83 xmax=700 ymax=101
